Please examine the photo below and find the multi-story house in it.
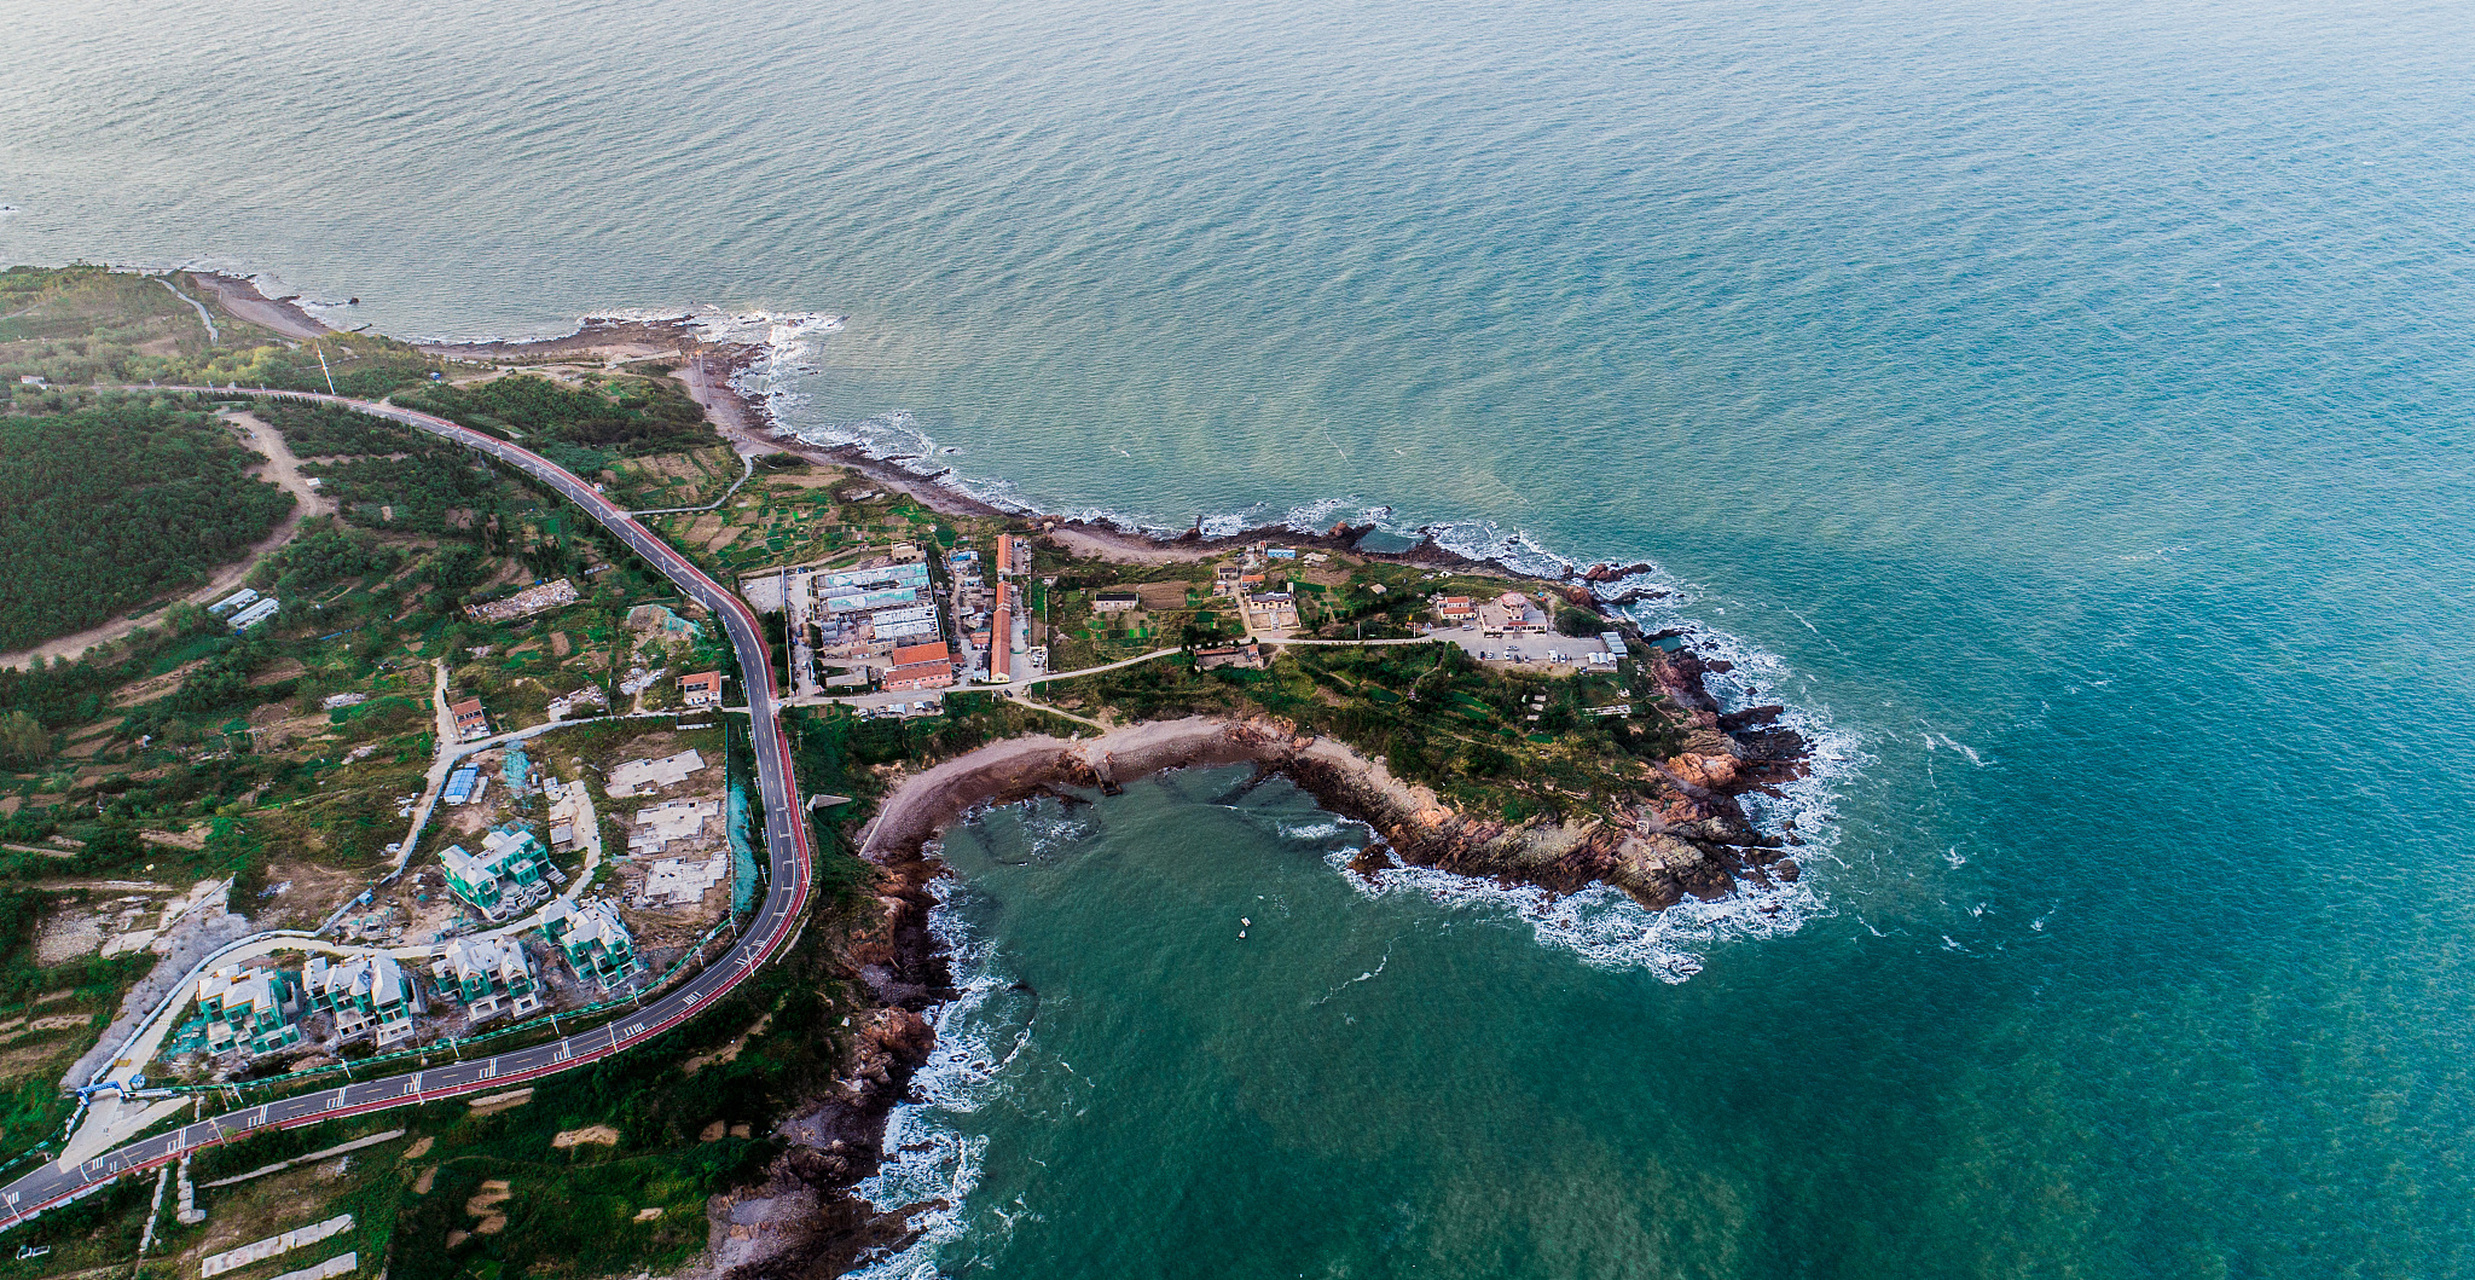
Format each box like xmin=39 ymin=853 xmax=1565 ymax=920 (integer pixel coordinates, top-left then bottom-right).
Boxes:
xmin=440 ymin=823 xmax=558 ymax=921
xmin=197 ymin=964 xmax=303 ymax=1058
xmin=429 ymin=935 xmax=542 ymax=1023
xmin=303 ymin=953 xmax=423 ymax=1049
xmin=540 ymin=898 xmax=640 ymax=988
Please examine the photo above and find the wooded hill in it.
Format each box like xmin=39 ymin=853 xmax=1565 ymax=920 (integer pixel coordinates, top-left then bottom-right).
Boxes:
xmin=0 ymin=401 xmax=292 ymax=650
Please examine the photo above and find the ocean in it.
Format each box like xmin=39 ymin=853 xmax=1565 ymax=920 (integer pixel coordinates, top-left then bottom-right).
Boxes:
xmin=7 ymin=0 xmax=2475 ymax=1272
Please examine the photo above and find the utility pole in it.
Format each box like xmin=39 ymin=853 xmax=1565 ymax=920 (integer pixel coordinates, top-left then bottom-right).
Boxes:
xmin=313 ymin=341 xmax=338 ymax=396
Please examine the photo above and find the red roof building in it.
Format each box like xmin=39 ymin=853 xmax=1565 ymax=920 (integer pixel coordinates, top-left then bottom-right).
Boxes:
xmin=679 ymin=670 xmax=724 ymax=707
xmin=989 ymin=584 xmax=1015 ymax=683
xmin=886 ymin=658 xmax=954 ymax=692
xmin=889 ymin=642 xmax=950 ymax=668
xmin=450 ymin=698 xmax=490 ymax=742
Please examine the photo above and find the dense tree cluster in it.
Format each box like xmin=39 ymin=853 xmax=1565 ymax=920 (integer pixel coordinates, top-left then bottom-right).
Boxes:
xmin=259 ymin=400 xmax=427 ymax=455
xmin=308 ymin=441 xmax=501 ymax=533
xmin=0 ymin=402 xmax=293 ymax=651
xmin=397 ymin=373 xmax=709 ymax=457
xmin=257 ymin=523 xmax=400 ymax=599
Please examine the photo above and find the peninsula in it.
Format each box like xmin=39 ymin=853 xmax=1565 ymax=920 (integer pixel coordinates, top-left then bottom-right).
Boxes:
xmin=0 ymin=265 xmax=1808 ymax=1277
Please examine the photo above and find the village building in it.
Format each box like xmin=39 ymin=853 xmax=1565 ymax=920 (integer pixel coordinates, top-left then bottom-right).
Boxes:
xmin=1480 ymin=591 xmax=1550 ymax=637
xmin=197 ymin=964 xmax=304 ymax=1058
xmin=1436 ymin=595 xmax=1477 ymax=623
xmin=988 ymin=583 xmax=1017 ymax=683
xmin=995 ymin=533 xmax=1024 ymax=578
xmin=1246 ymin=591 xmax=1301 ymax=633
xmin=1093 ymin=589 xmax=1140 ymax=614
xmin=679 ymin=670 xmax=723 ymax=707
xmin=885 ymin=641 xmax=954 ymax=692
xmin=429 ymin=936 xmax=541 ymax=1023
xmin=442 ymin=763 xmax=486 ymax=807
xmin=439 ymin=823 xmax=556 ymax=921
xmin=450 ymin=698 xmax=490 ymax=742
xmin=1194 ymin=642 xmax=1265 ymax=671
xmin=227 ymin=598 xmax=281 ymax=632
xmin=303 ymin=953 xmax=422 ymax=1049
xmin=540 ymin=899 xmax=640 ymax=988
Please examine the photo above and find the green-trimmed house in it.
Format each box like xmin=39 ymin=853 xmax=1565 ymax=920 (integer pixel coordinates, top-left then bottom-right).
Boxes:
xmin=540 ymin=898 xmax=639 ymax=988
xmin=430 ymin=935 xmax=542 ymax=1023
xmin=440 ymin=823 xmax=558 ymax=922
xmin=197 ymin=964 xmax=303 ymax=1058
xmin=304 ymin=952 xmax=423 ymax=1049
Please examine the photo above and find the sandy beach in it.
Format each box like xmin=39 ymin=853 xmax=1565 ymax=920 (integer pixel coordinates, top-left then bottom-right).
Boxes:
xmin=190 ymin=272 xmax=329 ymax=341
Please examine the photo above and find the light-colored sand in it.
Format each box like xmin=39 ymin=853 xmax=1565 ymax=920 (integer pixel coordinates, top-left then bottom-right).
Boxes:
xmin=191 ymin=273 xmax=330 ymax=341
xmin=551 ymin=1125 xmax=620 ymax=1149
xmin=1042 ymin=524 xmax=1211 ymax=566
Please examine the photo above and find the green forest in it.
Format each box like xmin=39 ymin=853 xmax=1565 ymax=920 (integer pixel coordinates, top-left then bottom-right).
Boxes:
xmin=257 ymin=399 xmax=430 ymax=455
xmin=395 ymin=373 xmax=712 ymax=462
xmin=0 ymin=400 xmax=293 ymax=651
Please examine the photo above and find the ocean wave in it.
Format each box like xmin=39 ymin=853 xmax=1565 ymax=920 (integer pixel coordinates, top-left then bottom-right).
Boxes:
xmin=847 ymin=874 xmax=1017 ymax=1278
xmin=731 ymin=308 xmax=1866 ymax=977
xmin=1330 ymin=846 xmax=1826 ymax=984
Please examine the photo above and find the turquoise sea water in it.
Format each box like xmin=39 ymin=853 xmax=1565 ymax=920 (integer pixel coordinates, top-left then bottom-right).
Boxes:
xmin=8 ymin=0 xmax=2475 ymax=1272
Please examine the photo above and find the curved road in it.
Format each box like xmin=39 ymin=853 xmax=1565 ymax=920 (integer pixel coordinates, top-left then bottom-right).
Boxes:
xmin=0 ymin=389 xmax=815 ymax=1232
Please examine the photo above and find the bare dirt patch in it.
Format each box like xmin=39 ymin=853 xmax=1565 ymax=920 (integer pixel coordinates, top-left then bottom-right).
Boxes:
xmin=249 ymin=658 xmax=308 ymax=687
xmin=33 ymin=911 xmax=104 ymax=966
xmin=684 ymin=1013 xmax=771 ymax=1075
xmin=467 ymin=1088 xmax=533 ymax=1116
xmin=112 ymin=661 xmax=208 ymax=709
xmin=464 ymin=1179 xmax=513 ymax=1234
xmin=551 ymin=1125 xmax=620 ymax=1149
xmin=1135 ymin=580 xmax=1195 ymax=610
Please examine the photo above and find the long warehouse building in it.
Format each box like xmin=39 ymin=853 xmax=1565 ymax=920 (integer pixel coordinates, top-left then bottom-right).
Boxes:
xmin=988 ymin=583 xmax=1014 ymax=683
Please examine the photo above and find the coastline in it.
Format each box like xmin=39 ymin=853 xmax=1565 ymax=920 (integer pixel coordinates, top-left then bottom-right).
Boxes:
xmin=181 ymin=277 xmax=1828 ymax=1275
xmin=724 ymin=683 xmax=1808 ymax=1272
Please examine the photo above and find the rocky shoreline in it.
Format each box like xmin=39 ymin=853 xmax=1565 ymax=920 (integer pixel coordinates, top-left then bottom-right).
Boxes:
xmin=199 ymin=288 xmax=1812 ymax=1273
xmin=704 ymin=643 xmax=1809 ymax=1274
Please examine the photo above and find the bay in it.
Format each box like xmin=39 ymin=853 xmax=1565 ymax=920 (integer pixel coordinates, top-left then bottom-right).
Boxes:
xmin=6 ymin=0 xmax=2475 ymax=1272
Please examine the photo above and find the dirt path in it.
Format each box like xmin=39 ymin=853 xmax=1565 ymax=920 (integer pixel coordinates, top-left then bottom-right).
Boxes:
xmin=0 ymin=410 xmax=333 ymax=670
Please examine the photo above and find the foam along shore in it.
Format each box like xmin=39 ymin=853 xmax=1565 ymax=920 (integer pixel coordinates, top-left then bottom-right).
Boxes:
xmin=862 ymin=699 xmax=1808 ymax=916
xmin=161 ymin=285 xmax=1815 ymax=904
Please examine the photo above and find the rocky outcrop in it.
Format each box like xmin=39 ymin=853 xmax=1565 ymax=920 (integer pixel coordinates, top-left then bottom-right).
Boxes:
xmin=684 ymin=643 xmax=1807 ymax=1278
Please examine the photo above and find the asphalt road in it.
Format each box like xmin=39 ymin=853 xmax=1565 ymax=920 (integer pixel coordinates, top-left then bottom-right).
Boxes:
xmin=0 ymin=389 xmax=816 ymax=1232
